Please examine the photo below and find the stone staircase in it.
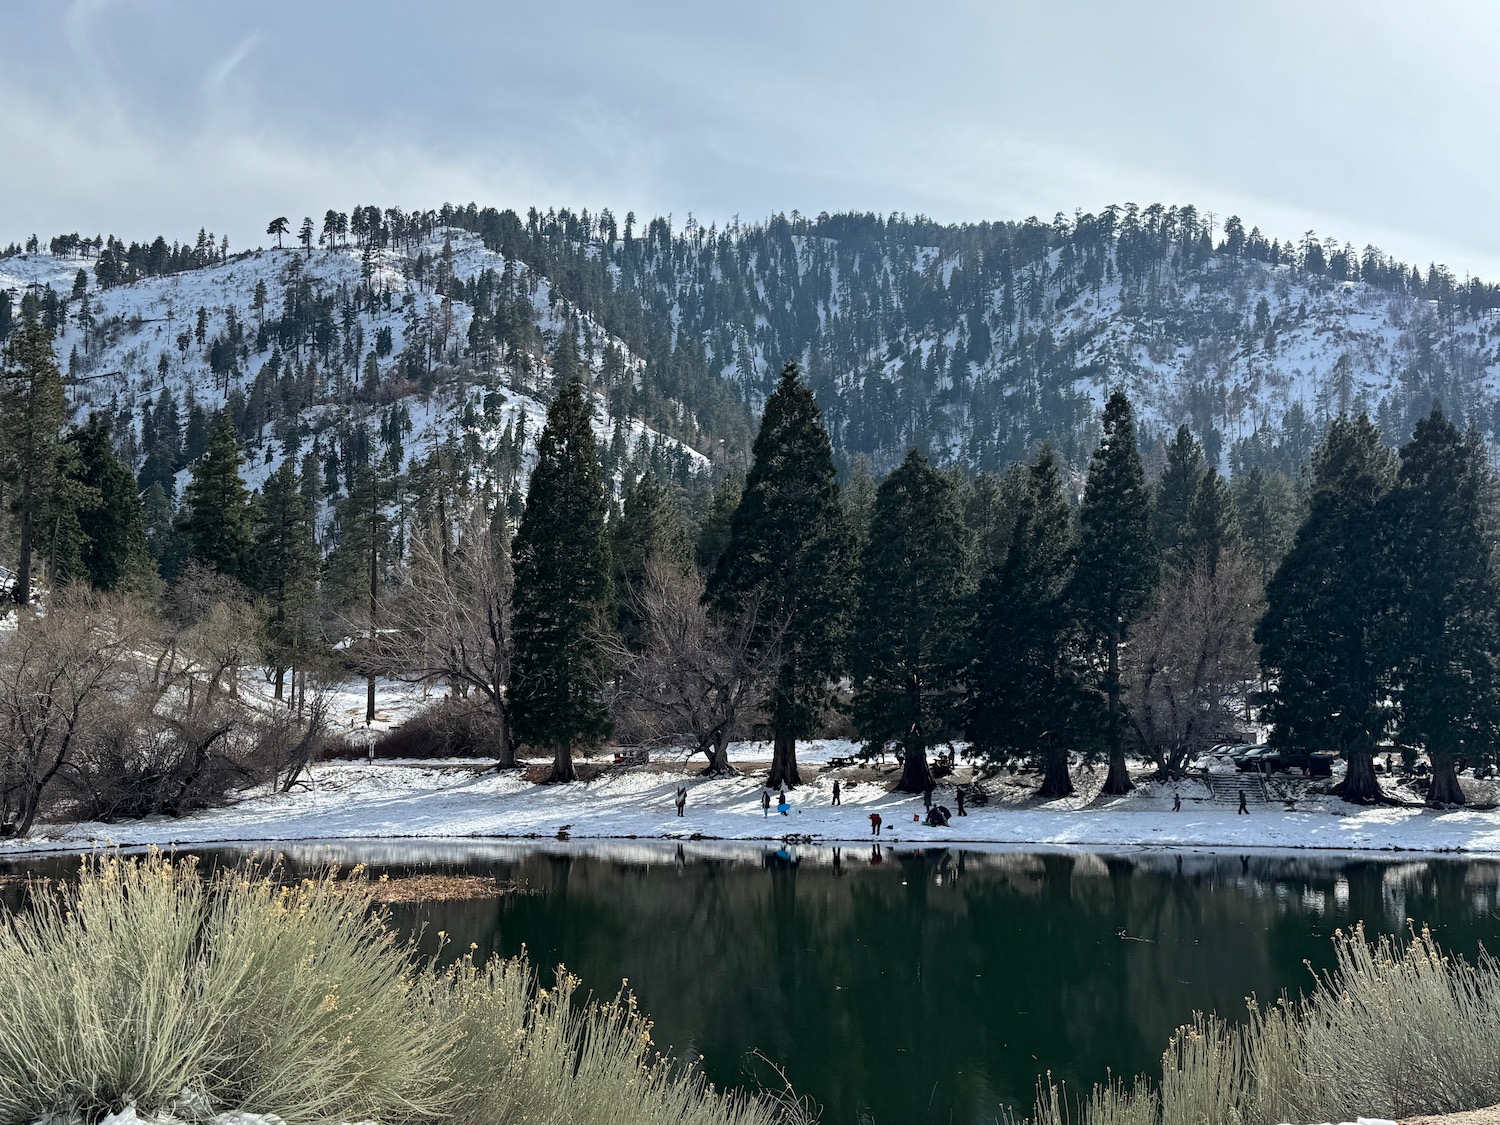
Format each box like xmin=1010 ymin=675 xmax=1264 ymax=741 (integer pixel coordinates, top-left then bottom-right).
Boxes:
xmin=1202 ymin=774 xmax=1271 ymax=803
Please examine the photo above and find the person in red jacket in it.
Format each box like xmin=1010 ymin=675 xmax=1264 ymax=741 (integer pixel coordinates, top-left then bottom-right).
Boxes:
xmin=869 ymin=811 xmax=883 ymax=836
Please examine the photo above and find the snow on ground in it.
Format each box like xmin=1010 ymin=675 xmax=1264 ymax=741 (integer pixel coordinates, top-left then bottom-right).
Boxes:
xmin=6 ymin=740 xmax=1500 ymax=858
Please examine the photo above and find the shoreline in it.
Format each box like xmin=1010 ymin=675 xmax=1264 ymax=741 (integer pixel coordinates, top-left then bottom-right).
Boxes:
xmin=4 ymin=744 xmax=1500 ymax=860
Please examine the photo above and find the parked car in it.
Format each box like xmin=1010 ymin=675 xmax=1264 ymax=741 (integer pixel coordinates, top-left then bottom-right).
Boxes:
xmin=1232 ymin=744 xmax=1336 ymax=778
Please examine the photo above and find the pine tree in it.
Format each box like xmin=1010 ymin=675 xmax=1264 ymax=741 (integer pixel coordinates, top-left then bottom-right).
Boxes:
xmin=1152 ymin=425 xmax=1205 ymax=572
xmin=67 ymin=415 xmax=150 ymax=592
xmin=852 ymin=449 xmax=967 ymax=791
xmin=708 ymin=361 xmax=854 ymax=788
xmin=1072 ymin=391 xmax=1158 ymax=795
xmin=612 ymin=473 xmax=691 ymax=650
xmin=180 ymin=412 xmax=253 ymax=583
xmin=1184 ymin=469 xmax=1240 ymax=576
xmin=253 ymin=461 xmax=318 ymax=702
xmin=326 ymin=457 xmax=394 ymax=723
xmin=1386 ymin=410 xmax=1500 ymax=806
xmin=1257 ymin=415 xmax=1396 ymax=802
xmin=968 ymin=448 xmax=1095 ymax=797
xmin=511 ymin=375 xmax=614 ymax=781
xmin=694 ymin=480 xmax=739 ymax=573
xmin=1233 ymin=466 xmax=1300 ymax=582
xmin=0 ymin=321 xmax=68 ymax=605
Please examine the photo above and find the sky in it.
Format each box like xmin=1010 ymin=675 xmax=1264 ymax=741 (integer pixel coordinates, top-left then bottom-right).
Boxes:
xmin=5 ymin=0 xmax=1500 ymax=277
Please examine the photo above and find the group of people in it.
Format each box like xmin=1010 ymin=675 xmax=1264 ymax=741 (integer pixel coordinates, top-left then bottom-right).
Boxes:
xmin=758 ymin=788 xmax=793 ymax=816
xmin=672 ymin=776 xmax=1250 ymax=823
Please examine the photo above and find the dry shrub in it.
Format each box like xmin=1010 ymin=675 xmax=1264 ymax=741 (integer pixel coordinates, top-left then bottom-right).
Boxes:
xmin=0 ymin=854 xmax=447 ymax=1124
xmin=435 ymin=956 xmax=799 ymax=1125
xmin=359 ymin=699 xmax=507 ymax=761
xmin=0 ymin=855 xmax=806 ymax=1125
xmin=1036 ymin=924 xmax=1500 ymax=1125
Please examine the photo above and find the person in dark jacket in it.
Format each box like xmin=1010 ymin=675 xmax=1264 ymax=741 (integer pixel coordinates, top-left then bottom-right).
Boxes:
xmin=832 ymin=779 xmax=841 ymax=805
xmin=1238 ymin=790 xmax=1249 ymax=815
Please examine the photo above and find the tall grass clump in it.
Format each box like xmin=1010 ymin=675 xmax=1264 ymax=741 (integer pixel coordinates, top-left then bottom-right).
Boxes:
xmin=1034 ymin=924 xmax=1500 ymax=1125
xmin=0 ymin=854 xmax=450 ymax=1124
xmin=432 ymin=956 xmax=807 ymax=1125
xmin=0 ymin=854 xmax=807 ymax=1125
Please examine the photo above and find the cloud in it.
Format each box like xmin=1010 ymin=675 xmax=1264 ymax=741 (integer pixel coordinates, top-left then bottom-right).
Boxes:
xmin=204 ymin=32 xmax=264 ymax=94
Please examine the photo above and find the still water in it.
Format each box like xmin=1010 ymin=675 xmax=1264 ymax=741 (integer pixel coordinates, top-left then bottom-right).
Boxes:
xmin=5 ymin=842 xmax=1499 ymax=1125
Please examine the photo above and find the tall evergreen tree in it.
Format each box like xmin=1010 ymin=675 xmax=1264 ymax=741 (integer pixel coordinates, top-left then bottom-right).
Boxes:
xmin=1184 ymin=469 xmax=1240 ymax=576
xmin=326 ymin=457 xmax=394 ymax=724
xmin=708 ymin=361 xmax=853 ymax=788
xmin=67 ymin=415 xmax=150 ymax=592
xmin=1233 ymin=466 xmax=1300 ymax=582
xmin=253 ymin=460 xmax=319 ymax=703
xmin=852 ymin=449 xmax=967 ymax=792
xmin=180 ymin=412 xmax=253 ymax=583
xmin=511 ymin=375 xmax=614 ymax=781
xmin=1386 ymin=410 xmax=1500 ymax=806
xmin=1257 ymin=415 xmax=1396 ymax=802
xmin=0 ymin=320 xmax=67 ymax=605
xmin=694 ymin=479 xmax=740 ymax=573
xmin=1152 ymin=425 xmax=1205 ymax=572
xmin=612 ymin=473 xmax=691 ymax=650
xmin=968 ymin=448 xmax=1095 ymax=797
xmin=1072 ymin=391 xmax=1158 ymax=795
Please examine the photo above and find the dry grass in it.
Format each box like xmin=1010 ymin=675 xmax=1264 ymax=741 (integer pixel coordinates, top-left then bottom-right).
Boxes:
xmin=1034 ymin=925 xmax=1500 ymax=1125
xmin=367 ymin=873 xmax=530 ymax=904
xmin=0 ymin=854 xmax=803 ymax=1125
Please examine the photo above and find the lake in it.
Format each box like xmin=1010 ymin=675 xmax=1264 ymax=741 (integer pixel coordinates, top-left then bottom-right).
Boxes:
xmin=5 ymin=841 xmax=1498 ymax=1125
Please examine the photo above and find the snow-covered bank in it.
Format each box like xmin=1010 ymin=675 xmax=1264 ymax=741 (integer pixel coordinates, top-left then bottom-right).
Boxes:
xmin=5 ymin=741 xmax=1500 ymax=857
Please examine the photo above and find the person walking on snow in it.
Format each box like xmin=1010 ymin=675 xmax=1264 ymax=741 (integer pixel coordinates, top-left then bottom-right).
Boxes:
xmin=956 ymin=788 xmax=966 ymax=816
xmin=761 ymin=790 xmax=770 ymax=818
xmin=675 ymin=786 xmax=687 ymax=817
xmin=1237 ymin=790 xmax=1249 ymax=815
xmin=869 ymin=811 xmax=883 ymax=836
xmin=1172 ymin=791 xmax=1181 ymax=812
xmin=832 ymin=779 xmax=841 ymax=806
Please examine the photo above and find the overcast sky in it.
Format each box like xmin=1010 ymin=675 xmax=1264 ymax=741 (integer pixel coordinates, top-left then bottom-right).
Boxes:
xmin=5 ymin=1 xmax=1500 ymax=276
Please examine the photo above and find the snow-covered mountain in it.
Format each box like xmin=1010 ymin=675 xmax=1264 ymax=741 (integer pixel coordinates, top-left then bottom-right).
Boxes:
xmin=0 ymin=228 xmax=711 ymax=514
xmin=5 ymin=203 xmax=1497 ymax=503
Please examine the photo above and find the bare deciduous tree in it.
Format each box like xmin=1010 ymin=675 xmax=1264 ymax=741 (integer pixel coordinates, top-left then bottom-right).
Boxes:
xmin=0 ymin=592 xmax=145 ymax=835
xmin=1126 ymin=548 xmax=1263 ymax=778
xmin=611 ymin=558 xmax=785 ymax=775
xmin=368 ymin=504 xmax=518 ymax=766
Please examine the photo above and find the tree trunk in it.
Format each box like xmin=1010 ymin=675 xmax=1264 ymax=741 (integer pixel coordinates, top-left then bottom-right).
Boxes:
xmin=1100 ymin=624 xmax=1133 ymax=795
xmin=896 ymin=743 xmax=934 ymax=793
xmin=767 ymin=729 xmax=801 ymax=789
xmin=1427 ymin=754 xmax=1467 ymax=807
xmin=15 ymin=467 xmax=33 ymax=607
xmin=1102 ymin=749 xmax=1133 ymax=795
xmin=1037 ymin=746 xmax=1074 ymax=799
xmin=492 ymin=699 xmax=518 ymax=769
xmin=16 ymin=785 xmax=42 ymax=838
xmin=1335 ymin=747 xmax=1384 ymax=803
xmin=547 ymin=741 xmax=577 ymax=783
xmin=700 ymin=725 xmax=737 ymax=776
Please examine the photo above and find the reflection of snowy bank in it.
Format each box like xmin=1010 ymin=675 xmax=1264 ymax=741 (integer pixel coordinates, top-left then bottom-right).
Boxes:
xmin=7 ymin=739 xmax=1500 ymax=858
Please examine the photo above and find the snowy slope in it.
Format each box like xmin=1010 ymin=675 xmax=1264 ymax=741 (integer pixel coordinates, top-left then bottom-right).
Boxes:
xmin=0 ymin=231 xmax=709 ymax=499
